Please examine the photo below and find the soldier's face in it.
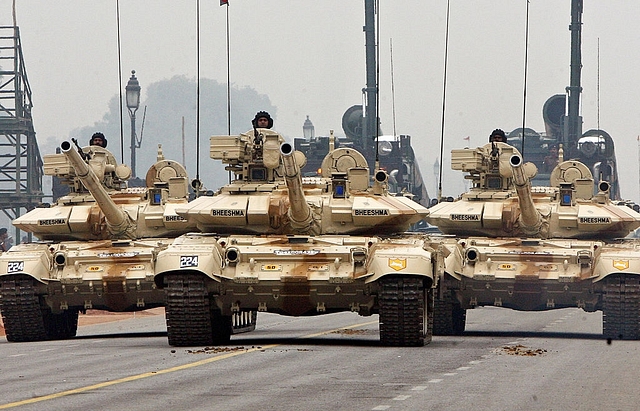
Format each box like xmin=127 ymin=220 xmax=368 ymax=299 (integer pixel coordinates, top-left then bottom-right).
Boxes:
xmin=256 ymin=117 xmax=269 ymax=127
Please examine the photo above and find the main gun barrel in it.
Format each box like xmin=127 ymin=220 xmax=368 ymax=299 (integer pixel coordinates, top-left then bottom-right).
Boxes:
xmin=61 ymin=141 xmax=133 ymax=238
xmin=509 ymin=154 xmax=543 ymax=236
xmin=280 ymin=142 xmax=313 ymax=231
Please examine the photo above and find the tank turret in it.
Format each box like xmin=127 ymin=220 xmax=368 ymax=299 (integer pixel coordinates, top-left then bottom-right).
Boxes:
xmin=427 ymin=142 xmax=640 ymax=239
xmin=178 ymin=129 xmax=428 ymax=235
xmin=13 ymin=141 xmax=195 ymax=241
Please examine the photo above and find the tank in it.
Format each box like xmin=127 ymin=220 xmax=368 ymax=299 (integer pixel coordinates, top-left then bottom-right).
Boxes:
xmin=427 ymin=141 xmax=640 ymax=339
xmin=0 ymin=141 xmax=196 ymax=342
xmin=154 ymin=128 xmax=446 ymax=347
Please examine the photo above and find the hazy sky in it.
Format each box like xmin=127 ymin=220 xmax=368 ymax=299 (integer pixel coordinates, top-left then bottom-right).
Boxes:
xmin=2 ymin=1 xmax=639 ymax=201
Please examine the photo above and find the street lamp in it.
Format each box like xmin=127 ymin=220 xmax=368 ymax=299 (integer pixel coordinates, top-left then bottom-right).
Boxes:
xmin=125 ymin=70 xmax=141 ymax=177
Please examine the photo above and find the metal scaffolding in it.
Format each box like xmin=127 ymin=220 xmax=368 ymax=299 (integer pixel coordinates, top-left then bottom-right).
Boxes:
xmin=0 ymin=26 xmax=44 ymax=240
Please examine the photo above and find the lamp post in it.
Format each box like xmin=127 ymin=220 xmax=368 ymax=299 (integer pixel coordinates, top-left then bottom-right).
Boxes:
xmin=125 ymin=70 xmax=141 ymax=177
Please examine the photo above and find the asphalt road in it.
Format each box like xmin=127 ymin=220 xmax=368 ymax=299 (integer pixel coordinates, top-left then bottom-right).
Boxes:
xmin=1 ymin=307 xmax=638 ymax=411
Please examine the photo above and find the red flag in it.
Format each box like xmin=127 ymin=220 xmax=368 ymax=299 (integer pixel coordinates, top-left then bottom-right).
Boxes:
xmin=220 ymin=0 xmax=228 ymax=5
xmin=463 ymin=136 xmax=470 ymax=141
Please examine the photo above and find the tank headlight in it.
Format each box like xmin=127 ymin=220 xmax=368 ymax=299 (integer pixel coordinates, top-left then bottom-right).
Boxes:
xmin=598 ymin=181 xmax=610 ymax=194
xmin=465 ymin=248 xmax=479 ymax=263
xmin=352 ymin=248 xmax=367 ymax=265
xmin=375 ymin=170 xmax=388 ymax=183
xmin=225 ymin=247 xmax=240 ymax=264
xmin=54 ymin=252 xmax=67 ymax=266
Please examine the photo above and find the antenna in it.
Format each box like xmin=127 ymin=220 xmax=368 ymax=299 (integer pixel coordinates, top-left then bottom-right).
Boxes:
xmin=196 ymin=0 xmax=201 ymax=182
xmin=437 ymin=0 xmax=451 ymax=202
xmin=224 ymin=1 xmax=231 ymax=136
xmin=116 ymin=0 xmax=124 ymax=163
xmin=520 ymin=0 xmax=531 ymax=156
xmin=390 ymin=38 xmax=397 ymax=138
xmin=597 ymin=37 xmax=600 ymax=129
xmin=375 ymin=0 xmax=380 ymax=171
xmin=223 ymin=1 xmax=232 ymax=184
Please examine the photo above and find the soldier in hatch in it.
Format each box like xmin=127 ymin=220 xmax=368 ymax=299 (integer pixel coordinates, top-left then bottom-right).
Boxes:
xmin=89 ymin=132 xmax=107 ymax=148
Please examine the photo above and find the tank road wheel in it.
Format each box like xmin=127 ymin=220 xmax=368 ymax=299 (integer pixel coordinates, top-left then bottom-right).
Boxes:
xmin=433 ymin=289 xmax=466 ymax=336
xmin=602 ymin=274 xmax=640 ymax=340
xmin=0 ymin=278 xmax=48 ymax=342
xmin=165 ymin=274 xmax=214 ymax=346
xmin=379 ymin=276 xmax=430 ymax=347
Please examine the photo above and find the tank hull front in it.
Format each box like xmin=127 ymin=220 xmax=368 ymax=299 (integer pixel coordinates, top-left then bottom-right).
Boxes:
xmin=438 ymin=237 xmax=640 ymax=339
xmin=155 ymin=233 xmax=442 ymax=347
xmin=0 ymin=239 xmax=174 ymax=342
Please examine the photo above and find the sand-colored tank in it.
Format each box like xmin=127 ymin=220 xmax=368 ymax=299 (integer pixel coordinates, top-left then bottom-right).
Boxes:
xmin=155 ymin=129 xmax=446 ymax=347
xmin=0 ymin=141 xmax=197 ymax=342
xmin=427 ymin=142 xmax=640 ymax=339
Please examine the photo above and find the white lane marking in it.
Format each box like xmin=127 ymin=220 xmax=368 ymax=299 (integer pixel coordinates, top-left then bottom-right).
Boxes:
xmin=412 ymin=386 xmax=428 ymax=390
xmin=443 ymin=372 xmax=457 ymax=376
xmin=456 ymin=366 xmax=471 ymax=371
xmin=393 ymin=395 xmax=411 ymax=401
xmin=428 ymin=379 xmax=443 ymax=383
xmin=9 ymin=354 xmax=27 ymax=357
xmin=372 ymin=406 xmax=390 ymax=410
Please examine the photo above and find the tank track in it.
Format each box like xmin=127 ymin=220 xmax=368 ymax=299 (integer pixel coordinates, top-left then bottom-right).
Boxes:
xmin=0 ymin=278 xmax=78 ymax=342
xmin=602 ymin=274 xmax=640 ymax=340
xmin=42 ymin=308 xmax=79 ymax=340
xmin=165 ymin=274 xmax=215 ymax=346
xmin=379 ymin=276 xmax=430 ymax=347
xmin=433 ymin=289 xmax=466 ymax=336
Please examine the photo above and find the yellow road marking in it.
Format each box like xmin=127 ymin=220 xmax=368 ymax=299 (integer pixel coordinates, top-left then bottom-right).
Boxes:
xmin=0 ymin=320 xmax=378 ymax=409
